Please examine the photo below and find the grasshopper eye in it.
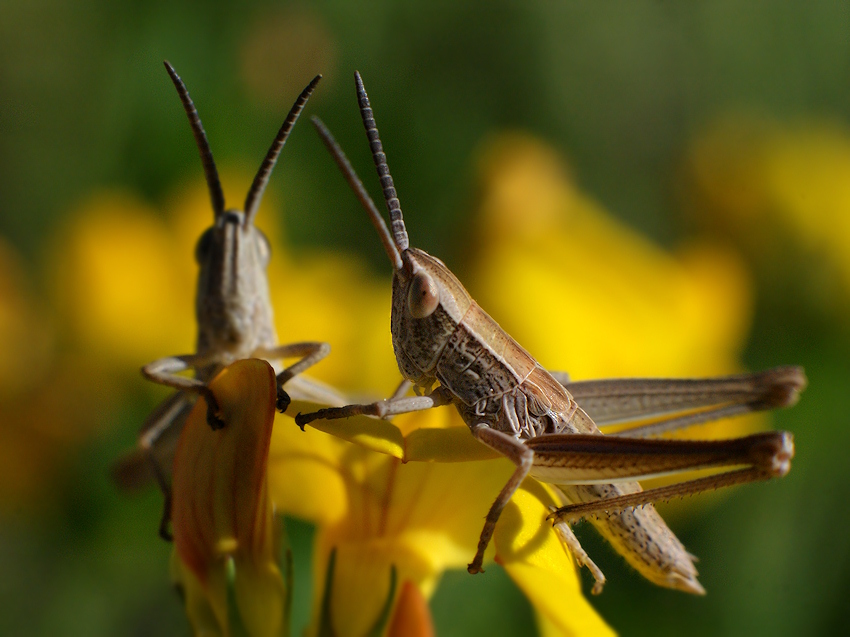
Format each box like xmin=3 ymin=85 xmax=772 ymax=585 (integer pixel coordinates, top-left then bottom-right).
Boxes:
xmin=194 ymin=228 xmax=214 ymax=263
xmin=255 ymin=229 xmax=272 ymax=267
xmin=408 ymin=271 xmax=440 ymax=318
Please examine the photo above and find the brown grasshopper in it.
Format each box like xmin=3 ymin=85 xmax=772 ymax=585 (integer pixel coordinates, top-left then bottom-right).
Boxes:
xmin=112 ymin=62 xmax=344 ymax=537
xmin=294 ymin=71 xmax=805 ymax=595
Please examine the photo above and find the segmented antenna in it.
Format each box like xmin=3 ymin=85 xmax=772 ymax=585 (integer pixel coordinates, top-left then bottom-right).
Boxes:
xmin=243 ymin=74 xmax=323 ymax=227
xmin=164 ymin=61 xmax=226 ymax=218
xmin=311 ymin=117 xmax=404 ymax=270
xmin=354 ymin=71 xmax=410 ymax=252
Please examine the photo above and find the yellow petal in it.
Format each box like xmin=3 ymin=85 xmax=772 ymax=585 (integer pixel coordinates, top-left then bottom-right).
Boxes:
xmin=267 ymin=412 xmax=351 ymax=525
xmin=688 ymin=117 xmax=850 ymax=310
xmin=403 ymin=426 xmax=500 ymax=463
xmin=314 ymin=540 xmax=433 ymax=637
xmin=287 ymin=399 xmax=498 ymax=464
xmin=495 ymin=482 xmax=614 ymax=637
xmin=395 ymin=408 xmax=500 ymax=463
xmin=288 ymin=400 xmax=405 ymax=459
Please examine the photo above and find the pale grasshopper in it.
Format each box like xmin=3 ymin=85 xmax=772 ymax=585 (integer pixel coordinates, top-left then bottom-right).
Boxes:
xmin=113 ymin=62 xmax=344 ymax=538
xmin=295 ymin=72 xmax=805 ymax=594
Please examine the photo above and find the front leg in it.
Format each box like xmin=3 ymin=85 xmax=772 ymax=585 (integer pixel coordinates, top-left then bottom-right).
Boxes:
xmin=256 ymin=341 xmax=331 ymax=412
xmin=111 ymin=391 xmax=196 ymax=541
xmin=294 ymin=385 xmax=453 ymax=430
xmin=467 ymin=425 xmax=534 ymax=574
xmin=142 ymin=354 xmax=223 ymax=430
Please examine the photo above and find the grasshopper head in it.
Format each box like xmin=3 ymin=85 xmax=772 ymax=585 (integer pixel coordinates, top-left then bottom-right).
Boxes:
xmin=312 ymin=72 xmax=471 ymax=386
xmin=164 ymin=61 xmax=320 ymax=357
xmin=193 ymin=208 xmax=274 ymax=355
xmin=389 ymin=247 xmax=472 ymax=382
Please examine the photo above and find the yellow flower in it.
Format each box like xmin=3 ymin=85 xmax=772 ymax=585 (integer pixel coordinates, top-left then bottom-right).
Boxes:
xmin=685 ymin=116 xmax=850 ymax=315
xmin=166 ymin=357 xmax=612 ymax=636
xmin=49 ymin=190 xmax=195 ymax=366
xmin=467 ymin=133 xmax=764 ymax=442
xmin=172 ymin=358 xmax=286 ymax=637
xmin=271 ymin=404 xmax=614 ymax=637
xmin=471 ymin=133 xmax=754 ymax=382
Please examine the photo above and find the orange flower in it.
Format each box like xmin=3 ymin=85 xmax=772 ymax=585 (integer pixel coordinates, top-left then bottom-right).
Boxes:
xmin=387 ymin=581 xmax=435 ymax=637
xmin=171 ymin=359 xmax=286 ymax=637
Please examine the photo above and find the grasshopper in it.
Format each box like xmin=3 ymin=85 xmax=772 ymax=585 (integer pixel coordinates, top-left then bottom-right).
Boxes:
xmin=294 ymin=71 xmax=805 ymax=594
xmin=113 ymin=62 xmax=343 ymax=537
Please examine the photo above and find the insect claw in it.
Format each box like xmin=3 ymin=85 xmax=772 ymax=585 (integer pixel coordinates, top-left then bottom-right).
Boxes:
xmin=206 ymin=408 xmax=226 ymax=431
xmin=294 ymin=413 xmax=307 ymax=432
xmin=547 ymin=505 xmax=579 ymax=525
xmin=276 ymin=389 xmax=291 ymax=413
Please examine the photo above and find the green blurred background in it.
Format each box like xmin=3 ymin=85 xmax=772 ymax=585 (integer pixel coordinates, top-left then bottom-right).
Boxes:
xmin=2 ymin=1 xmax=849 ymax=635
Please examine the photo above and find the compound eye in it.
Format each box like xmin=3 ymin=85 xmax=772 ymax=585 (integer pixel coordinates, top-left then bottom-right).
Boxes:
xmin=194 ymin=227 xmax=214 ymax=264
xmin=407 ymin=271 xmax=440 ymax=318
xmin=255 ymin=229 xmax=272 ymax=267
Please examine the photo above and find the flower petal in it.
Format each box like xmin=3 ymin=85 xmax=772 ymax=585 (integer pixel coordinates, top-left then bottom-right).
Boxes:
xmin=495 ymin=481 xmax=614 ymax=637
xmin=316 ymin=541 xmax=431 ymax=637
xmin=172 ymin=359 xmax=285 ymax=637
xmin=288 ymin=400 xmax=405 ymax=459
xmin=404 ymin=426 xmax=500 ymax=463
xmin=387 ymin=580 xmax=435 ymax=637
xmin=267 ymin=412 xmax=351 ymax=526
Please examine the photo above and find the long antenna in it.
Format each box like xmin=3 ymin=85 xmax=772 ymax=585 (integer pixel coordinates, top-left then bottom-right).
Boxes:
xmin=311 ymin=116 xmax=404 ymax=270
xmin=164 ymin=61 xmax=226 ymax=218
xmin=354 ymin=71 xmax=410 ymax=252
xmin=243 ymin=74 xmax=322 ymax=227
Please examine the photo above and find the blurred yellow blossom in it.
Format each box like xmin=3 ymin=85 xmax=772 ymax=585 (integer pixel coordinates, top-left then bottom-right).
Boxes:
xmin=470 ymin=133 xmax=755 ymax=381
xmin=685 ymin=116 xmax=850 ymax=315
xmin=465 ymin=133 xmax=766 ymax=444
xmin=49 ymin=175 xmax=394 ymax=396
xmin=50 ymin=190 xmax=195 ymax=365
xmin=239 ymin=4 xmax=337 ymax=106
